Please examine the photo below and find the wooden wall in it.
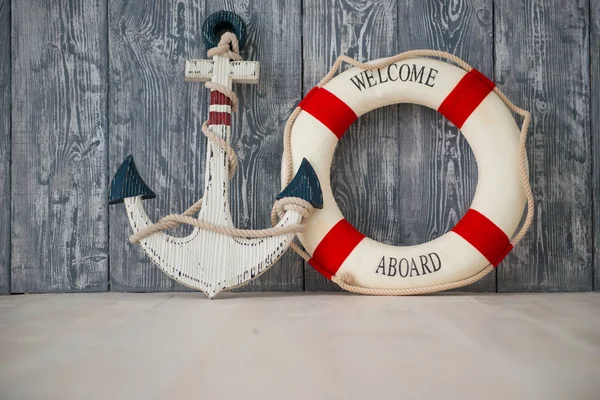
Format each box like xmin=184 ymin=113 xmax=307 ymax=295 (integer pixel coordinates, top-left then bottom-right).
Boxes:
xmin=592 ymin=0 xmax=600 ymax=292
xmin=10 ymin=0 xmax=108 ymax=293
xmin=1 ymin=0 xmax=597 ymax=294
xmin=0 ymin=0 xmax=10 ymax=294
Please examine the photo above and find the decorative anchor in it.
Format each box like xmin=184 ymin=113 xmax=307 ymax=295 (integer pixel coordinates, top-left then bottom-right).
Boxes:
xmin=109 ymin=11 xmax=322 ymax=298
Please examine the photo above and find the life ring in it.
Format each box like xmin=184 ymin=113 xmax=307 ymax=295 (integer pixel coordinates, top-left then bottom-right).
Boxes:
xmin=282 ymin=52 xmax=533 ymax=294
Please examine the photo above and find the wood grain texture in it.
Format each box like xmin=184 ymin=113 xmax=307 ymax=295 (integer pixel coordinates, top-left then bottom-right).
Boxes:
xmin=0 ymin=0 xmax=9 ymax=294
xmin=109 ymin=0 xmax=303 ymax=292
xmin=205 ymin=0 xmax=304 ymax=291
xmin=108 ymin=0 xmax=205 ymax=291
xmin=495 ymin=0 xmax=592 ymax=291
xmin=592 ymin=0 xmax=599 ymax=291
xmin=303 ymin=0 xmax=398 ymax=291
xmin=11 ymin=0 xmax=108 ymax=293
xmin=396 ymin=0 xmax=495 ymax=292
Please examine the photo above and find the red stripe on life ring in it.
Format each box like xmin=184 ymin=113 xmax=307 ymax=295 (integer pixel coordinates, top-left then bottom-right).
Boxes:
xmin=299 ymin=87 xmax=357 ymax=139
xmin=308 ymin=219 xmax=366 ymax=279
xmin=452 ymin=209 xmax=513 ymax=267
xmin=438 ymin=69 xmax=495 ymax=129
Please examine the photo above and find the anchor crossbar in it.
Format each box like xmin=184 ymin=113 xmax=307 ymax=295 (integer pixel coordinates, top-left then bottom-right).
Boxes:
xmin=184 ymin=59 xmax=260 ymax=84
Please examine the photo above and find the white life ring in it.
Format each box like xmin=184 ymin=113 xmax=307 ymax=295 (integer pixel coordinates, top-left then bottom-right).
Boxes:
xmin=285 ymin=54 xmax=532 ymax=293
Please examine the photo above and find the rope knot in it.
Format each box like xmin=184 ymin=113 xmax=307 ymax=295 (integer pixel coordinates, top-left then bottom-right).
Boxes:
xmin=207 ymin=32 xmax=242 ymax=61
xmin=271 ymin=197 xmax=314 ymax=226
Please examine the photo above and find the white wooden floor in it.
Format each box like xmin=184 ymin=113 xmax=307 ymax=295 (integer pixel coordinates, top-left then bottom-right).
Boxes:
xmin=0 ymin=293 xmax=599 ymax=400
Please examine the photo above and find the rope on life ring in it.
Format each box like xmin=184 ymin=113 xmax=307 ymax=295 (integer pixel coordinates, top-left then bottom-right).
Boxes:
xmin=280 ymin=50 xmax=534 ymax=295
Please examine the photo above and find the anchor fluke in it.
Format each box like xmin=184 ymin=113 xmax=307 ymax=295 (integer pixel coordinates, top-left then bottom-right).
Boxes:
xmin=109 ymin=155 xmax=156 ymax=205
xmin=277 ymin=158 xmax=323 ymax=209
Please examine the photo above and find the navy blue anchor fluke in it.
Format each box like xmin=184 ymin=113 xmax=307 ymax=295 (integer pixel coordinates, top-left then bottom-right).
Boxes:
xmin=108 ymin=155 xmax=156 ymax=205
xmin=277 ymin=158 xmax=323 ymax=209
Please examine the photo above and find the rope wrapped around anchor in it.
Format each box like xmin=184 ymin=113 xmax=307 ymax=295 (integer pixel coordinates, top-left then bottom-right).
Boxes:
xmin=128 ymin=32 xmax=314 ymax=245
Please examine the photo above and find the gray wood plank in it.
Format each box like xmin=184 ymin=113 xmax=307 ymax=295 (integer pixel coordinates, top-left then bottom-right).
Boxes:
xmin=303 ymin=0 xmax=495 ymax=292
xmin=592 ymin=0 xmax=599 ymax=292
xmin=495 ymin=0 xmax=592 ymax=292
xmin=0 ymin=0 xmax=9 ymax=294
xmin=108 ymin=0 xmax=303 ymax=292
xmin=396 ymin=0 xmax=495 ymax=292
xmin=205 ymin=0 xmax=304 ymax=291
xmin=11 ymin=0 xmax=109 ymax=293
xmin=108 ymin=0 xmax=205 ymax=292
xmin=303 ymin=0 xmax=399 ymax=291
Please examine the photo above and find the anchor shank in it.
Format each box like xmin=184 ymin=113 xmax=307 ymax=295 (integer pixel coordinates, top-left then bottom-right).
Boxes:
xmin=198 ymin=54 xmax=235 ymax=226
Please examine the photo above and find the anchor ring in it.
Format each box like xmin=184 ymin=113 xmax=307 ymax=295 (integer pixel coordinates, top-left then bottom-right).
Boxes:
xmin=202 ymin=11 xmax=247 ymax=51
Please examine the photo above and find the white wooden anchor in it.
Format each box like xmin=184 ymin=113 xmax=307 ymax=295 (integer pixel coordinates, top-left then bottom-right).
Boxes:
xmin=109 ymin=16 xmax=322 ymax=298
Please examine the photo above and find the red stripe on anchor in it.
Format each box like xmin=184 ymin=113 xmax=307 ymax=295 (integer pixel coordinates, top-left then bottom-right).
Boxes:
xmin=300 ymin=87 xmax=357 ymax=139
xmin=309 ymin=219 xmax=366 ymax=279
xmin=209 ymin=111 xmax=231 ymax=126
xmin=451 ymin=209 xmax=513 ymax=267
xmin=210 ymin=91 xmax=232 ymax=106
xmin=437 ymin=69 xmax=495 ymax=128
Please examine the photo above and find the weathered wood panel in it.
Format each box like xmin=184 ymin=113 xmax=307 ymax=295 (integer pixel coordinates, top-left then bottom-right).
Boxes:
xmin=303 ymin=0 xmax=399 ymax=291
xmin=109 ymin=0 xmax=303 ymax=292
xmin=592 ymin=0 xmax=599 ymax=292
xmin=205 ymin=1 xmax=304 ymax=291
xmin=0 ymin=0 xmax=10 ymax=294
xmin=11 ymin=0 xmax=109 ymax=293
xmin=396 ymin=0 xmax=495 ymax=292
xmin=108 ymin=0 xmax=205 ymax=292
xmin=303 ymin=0 xmax=495 ymax=291
xmin=495 ymin=0 xmax=592 ymax=291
